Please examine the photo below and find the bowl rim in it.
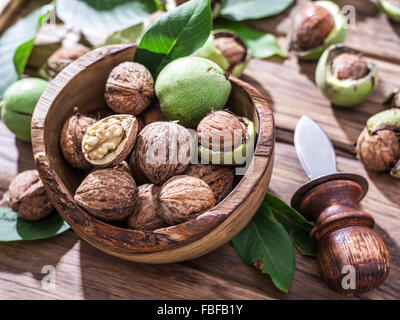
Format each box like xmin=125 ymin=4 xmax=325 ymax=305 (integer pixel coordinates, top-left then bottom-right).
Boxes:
xmin=32 ymin=44 xmax=275 ymax=259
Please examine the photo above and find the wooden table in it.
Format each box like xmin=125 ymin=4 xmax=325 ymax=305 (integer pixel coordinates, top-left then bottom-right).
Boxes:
xmin=0 ymin=0 xmax=399 ymax=299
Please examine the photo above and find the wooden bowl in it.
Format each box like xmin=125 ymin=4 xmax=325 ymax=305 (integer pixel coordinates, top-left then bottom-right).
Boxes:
xmin=32 ymin=44 xmax=275 ymax=263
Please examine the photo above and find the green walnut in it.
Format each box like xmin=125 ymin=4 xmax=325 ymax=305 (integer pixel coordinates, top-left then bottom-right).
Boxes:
xmin=166 ymin=0 xmax=222 ymax=18
xmin=315 ymin=44 xmax=378 ymax=107
xmin=367 ymin=108 xmax=400 ymax=134
xmin=289 ymin=1 xmax=347 ymax=61
xmin=155 ymin=57 xmax=232 ymax=128
xmin=377 ymin=0 xmax=400 ymax=22
xmin=196 ymin=30 xmax=250 ymax=77
xmin=0 ymin=78 xmax=48 ymax=142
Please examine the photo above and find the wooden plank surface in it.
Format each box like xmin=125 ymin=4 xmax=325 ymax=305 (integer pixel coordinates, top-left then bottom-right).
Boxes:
xmin=0 ymin=0 xmax=400 ymax=299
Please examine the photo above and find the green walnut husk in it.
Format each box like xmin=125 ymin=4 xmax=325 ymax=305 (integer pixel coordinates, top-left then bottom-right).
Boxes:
xmin=367 ymin=108 xmax=400 ymax=134
xmin=198 ymin=116 xmax=256 ymax=165
xmin=289 ymin=1 xmax=347 ymax=61
xmin=315 ymin=45 xmax=379 ymax=107
xmin=378 ymin=0 xmax=400 ymax=22
xmin=0 ymin=78 xmax=48 ymax=142
xmin=196 ymin=30 xmax=250 ymax=77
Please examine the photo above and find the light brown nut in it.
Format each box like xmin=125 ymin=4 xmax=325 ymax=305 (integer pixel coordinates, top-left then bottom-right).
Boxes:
xmin=134 ymin=122 xmax=194 ymax=185
xmin=74 ymin=166 xmax=138 ymax=221
xmin=159 ymin=175 xmax=216 ymax=225
xmin=60 ymin=112 xmax=96 ymax=169
xmin=82 ymin=114 xmax=138 ymax=168
xmin=8 ymin=170 xmax=54 ymax=221
xmin=126 ymin=184 xmax=165 ymax=230
xmin=214 ymin=35 xmax=247 ymax=68
xmin=356 ymin=128 xmax=400 ymax=172
xmin=332 ymin=53 xmax=368 ymax=80
xmin=294 ymin=4 xmax=334 ymax=51
xmin=128 ymin=150 xmax=150 ymax=185
xmin=197 ymin=110 xmax=246 ymax=152
xmin=185 ymin=164 xmax=234 ymax=203
xmin=105 ymin=62 xmax=154 ymax=115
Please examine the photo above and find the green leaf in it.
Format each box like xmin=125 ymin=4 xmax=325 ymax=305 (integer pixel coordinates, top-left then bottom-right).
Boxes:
xmin=213 ymin=20 xmax=285 ymax=58
xmin=56 ymin=0 xmax=159 ymax=33
xmin=0 ymin=208 xmax=70 ymax=242
xmin=232 ymin=202 xmax=295 ymax=293
xmin=264 ymin=193 xmax=314 ymax=230
xmin=134 ymin=0 xmax=212 ymax=77
xmin=264 ymin=193 xmax=317 ymax=257
xmin=13 ymin=4 xmax=54 ymax=78
xmin=220 ymin=0 xmax=294 ymax=21
xmin=0 ymin=6 xmax=50 ymax=99
xmin=104 ymin=23 xmax=145 ymax=46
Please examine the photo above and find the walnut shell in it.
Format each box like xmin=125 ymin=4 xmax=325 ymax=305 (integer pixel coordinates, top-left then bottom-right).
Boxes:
xmin=74 ymin=166 xmax=138 ymax=221
xmin=294 ymin=4 xmax=334 ymax=51
xmin=126 ymin=184 xmax=166 ymax=230
xmin=197 ymin=110 xmax=246 ymax=152
xmin=60 ymin=112 xmax=96 ymax=169
xmin=214 ymin=34 xmax=247 ymax=68
xmin=332 ymin=53 xmax=368 ymax=80
xmin=47 ymin=44 xmax=89 ymax=74
xmin=159 ymin=175 xmax=216 ymax=225
xmin=8 ymin=170 xmax=54 ymax=221
xmin=356 ymin=128 xmax=400 ymax=172
xmin=134 ymin=122 xmax=194 ymax=185
xmin=105 ymin=62 xmax=154 ymax=115
xmin=141 ymin=99 xmax=167 ymax=126
xmin=185 ymin=164 xmax=234 ymax=203
xmin=128 ymin=149 xmax=150 ymax=185
xmin=82 ymin=114 xmax=138 ymax=168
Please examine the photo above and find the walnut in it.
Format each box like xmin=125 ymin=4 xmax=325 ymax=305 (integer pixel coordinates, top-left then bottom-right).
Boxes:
xmin=197 ymin=110 xmax=246 ymax=152
xmin=82 ymin=114 xmax=138 ymax=168
xmin=74 ymin=166 xmax=138 ymax=221
xmin=159 ymin=175 xmax=215 ymax=225
xmin=47 ymin=44 xmax=89 ymax=75
xmin=60 ymin=111 xmax=96 ymax=169
xmin=8 ymin=170 xmax=54 ymax=221
xmin=126 ymin=184 xmax=166 ymax=230
xmin=294 ymin=4 xmax=334 ymax=51
xmin=133 ymin=122 xmax=194 ymax=185
xmin=332 ymin=53 xmax=369 ymax=80
xmin=356 ymin=128 xmax=400 ymax=172
xmin=141 ymin=99 xmax=167 ymax=126
xmin=185 ymin=164 xmax=234 ymax=203
xmin=128 ymin=149 xmax=150 ymax=185
xmin=105 ymin=62 xmax=154 ymax=115
xmin=214 ymin=34 xmax=247 ymax=68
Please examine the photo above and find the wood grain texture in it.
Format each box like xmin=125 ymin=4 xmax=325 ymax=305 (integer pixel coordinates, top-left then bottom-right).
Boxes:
xmin=1 ymin=0 xmax=399 ymax=299
xmin=31 ymin=44 xmax=275 ymax=263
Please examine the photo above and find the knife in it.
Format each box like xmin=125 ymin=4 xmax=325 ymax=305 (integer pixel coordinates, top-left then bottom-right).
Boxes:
xmin=291 ymin=116 xmax=390 ymax=295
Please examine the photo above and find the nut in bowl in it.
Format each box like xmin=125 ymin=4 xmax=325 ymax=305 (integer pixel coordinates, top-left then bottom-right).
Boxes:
xmin=31 ymin=44 xmax=275 ymax=263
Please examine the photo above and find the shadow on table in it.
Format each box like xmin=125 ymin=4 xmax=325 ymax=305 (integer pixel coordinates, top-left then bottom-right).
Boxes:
xmin=15 ymin=139 xmax=36 ymax=173
xmin=0 ymin=231 xmax=77 ymax=281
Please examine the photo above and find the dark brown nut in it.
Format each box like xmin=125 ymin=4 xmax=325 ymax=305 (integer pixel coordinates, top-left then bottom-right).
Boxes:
xmin=8 ymin=170 xmax=54 ymax=221
xmin=214 ymin=34 xmax=247 ymax=68
xmin=185 ymin=164 xmax=234 ymax=203
xmin=134 ymin=122 xmax=194 ymax=185
xmin=60 ymin=112 xmax=96 ymax=169
xmin=159 ymin=175 xmax=216 ymax=225
xmin=47 ymin=44 xmax=89 ymax=74
xmin=105 ymin=62 xmax=154 ymax=115
xmin=332 ymin=53 xmax=369 ymax=80
xmin=356 ymin=128 xmax=400 ymax=172
xmin=126 ymin=184 xmax=165 ymax=230
xmin=82 ymin=114 xmax=138 ymax=168
xmin=74 ymin=166 xmax=138 ymax=221
xmin=197 ymin=110 xmax=246 ymax=152
xmin=294 ymin=4 xmax=334 ymax=51
xmin=141 ymin=99 xmax=167 ymax=126
xmin=128 ymin=149 xmax=150 ymax=185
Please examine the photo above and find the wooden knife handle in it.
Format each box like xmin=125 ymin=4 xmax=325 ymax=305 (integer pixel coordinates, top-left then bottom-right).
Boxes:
xmin=296 ymin=178 xmax=390 ymax=294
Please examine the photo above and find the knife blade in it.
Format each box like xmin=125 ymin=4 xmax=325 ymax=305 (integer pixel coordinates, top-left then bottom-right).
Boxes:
xmin=294 ymin=115 xmax=337 ymax=180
